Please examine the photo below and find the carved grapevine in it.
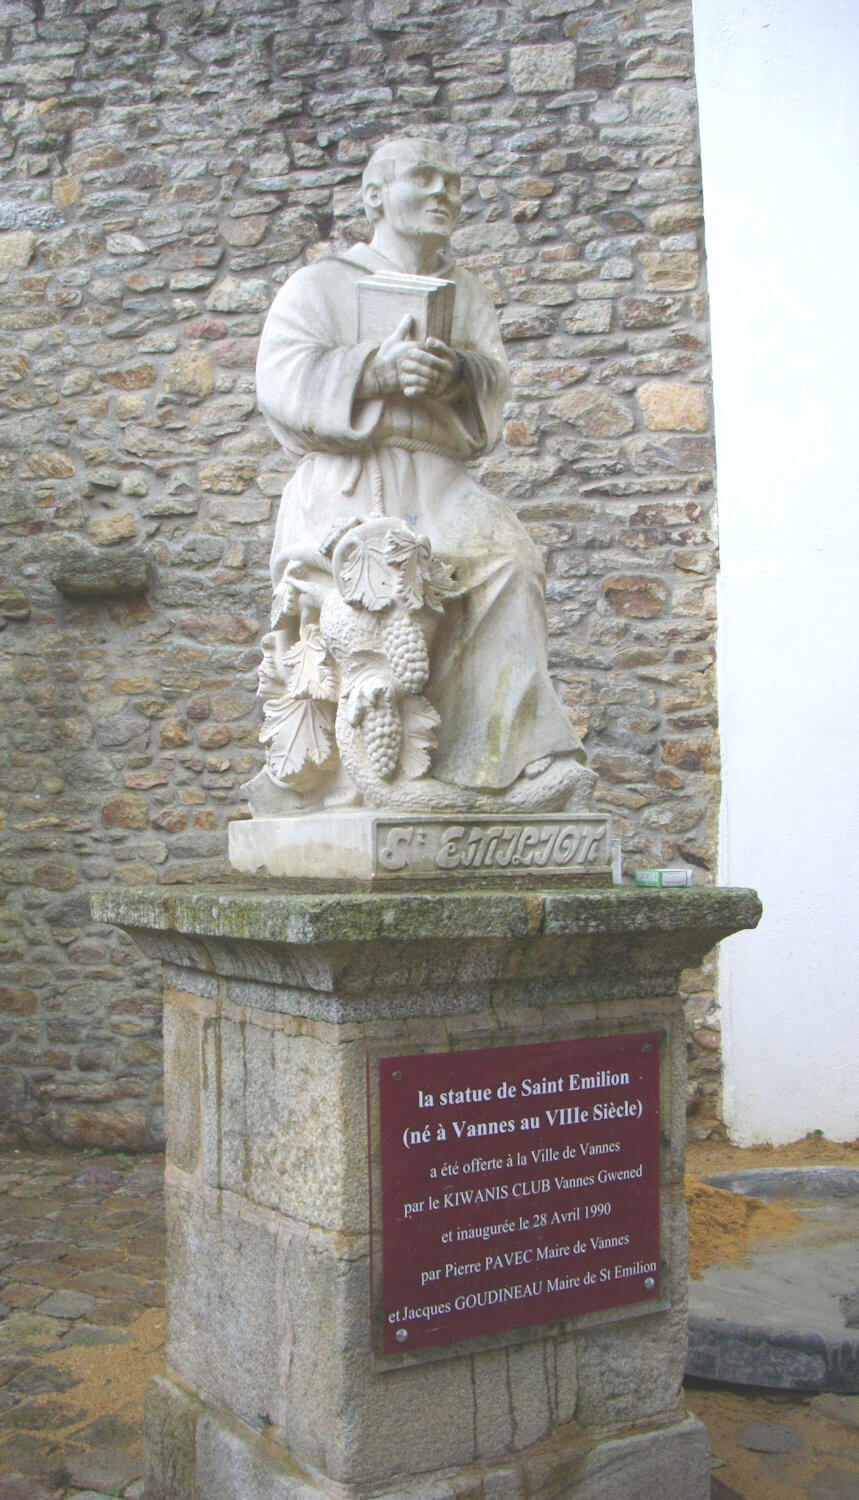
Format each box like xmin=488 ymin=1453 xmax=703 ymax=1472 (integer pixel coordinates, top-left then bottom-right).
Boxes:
xmin=257 ymin=624 xmax=337 ymax=781
xmin=258 ymin=518 xmax=456 ymax=795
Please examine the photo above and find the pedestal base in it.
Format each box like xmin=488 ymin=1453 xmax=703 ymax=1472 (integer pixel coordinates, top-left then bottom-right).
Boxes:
xmin=145 ymin=1374 xmax=711 ymax=1500
xmin=93 ymin=886 xmax=760 ymax=1500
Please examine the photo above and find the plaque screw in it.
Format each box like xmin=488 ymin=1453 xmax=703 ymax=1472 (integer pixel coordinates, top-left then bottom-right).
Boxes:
xmin=644 ymin=1277 xmax=656 ymax=1292
xmin=395 ymin=1327 xmax=408 ymax=1343
xmin=392 ymin=1070 xmax=403 ymax=1081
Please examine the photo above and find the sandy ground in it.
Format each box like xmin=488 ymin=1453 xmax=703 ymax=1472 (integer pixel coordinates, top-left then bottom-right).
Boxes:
xmin=687 ymin=1384 xmax=859 ymax=1500
xmin=686 ymin=1134 xmax=859 ymax=1500
xmin=687 ymin=1135 xmax=859 ymax=1174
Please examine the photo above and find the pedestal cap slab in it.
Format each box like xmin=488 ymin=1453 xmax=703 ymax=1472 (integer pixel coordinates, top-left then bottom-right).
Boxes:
xmin=93 ymin=884 xmax=761 ymax=948
xmin=92 ymin=885 xmax=762 ymax=1024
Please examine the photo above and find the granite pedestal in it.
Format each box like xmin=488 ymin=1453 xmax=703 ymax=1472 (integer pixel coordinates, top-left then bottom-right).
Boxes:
xmin=93 ymin=886 xmax=761 ymax=1500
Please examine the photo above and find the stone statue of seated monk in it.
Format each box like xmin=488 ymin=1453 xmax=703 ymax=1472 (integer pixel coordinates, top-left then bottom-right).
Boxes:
xmin=246 ymin=135 xmax=595 ymax=817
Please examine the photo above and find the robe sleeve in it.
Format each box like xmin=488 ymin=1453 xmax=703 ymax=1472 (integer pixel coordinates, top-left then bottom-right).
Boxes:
xmin=256 ymin=263 xmax=385 ymax=456
xmin=256 ymin=259 xmax=511 ymax=463
xmin=449 ymin=269 xmax=510 ymax=455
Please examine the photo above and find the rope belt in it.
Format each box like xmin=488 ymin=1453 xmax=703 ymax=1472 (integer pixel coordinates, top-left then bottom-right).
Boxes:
xmin=340 ymin=438 xmax=454 ymax=517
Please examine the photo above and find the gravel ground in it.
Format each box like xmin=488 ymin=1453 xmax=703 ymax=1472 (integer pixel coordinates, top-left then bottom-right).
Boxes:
xmin=0 ymin=1149 xmax=163 ymax=1498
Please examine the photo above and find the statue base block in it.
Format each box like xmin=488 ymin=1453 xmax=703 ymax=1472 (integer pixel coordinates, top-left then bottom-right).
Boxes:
xmin=93 ymin=885 xmax=761 ymax=1500
xmin=145 ymin=1373 xmax=710 ymax=1500
xmin=228 ymin=809 xmax=616 ymax=886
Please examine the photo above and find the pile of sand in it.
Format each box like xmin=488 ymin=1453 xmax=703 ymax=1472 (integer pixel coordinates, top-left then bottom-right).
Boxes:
xmin=685 ymin=1172 xmax=802 ymax=1279
xmin=687 ymin=1134 xmax=858 ymax=1174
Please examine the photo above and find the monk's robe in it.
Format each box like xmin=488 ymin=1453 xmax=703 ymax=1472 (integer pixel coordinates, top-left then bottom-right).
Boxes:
xmin=256 ymin=241 xmax=583 ymax=792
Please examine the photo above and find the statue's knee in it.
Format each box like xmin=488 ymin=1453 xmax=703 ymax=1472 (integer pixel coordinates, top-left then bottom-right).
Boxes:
xmin=480 ymin=545 xmax=544 ymax=591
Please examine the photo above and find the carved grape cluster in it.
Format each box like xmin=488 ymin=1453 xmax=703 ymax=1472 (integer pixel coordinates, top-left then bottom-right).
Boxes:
xmin=382 ymin=610 xmax=430 ymax=693
xmin=363 ymin=698 xmax=402 ymax=780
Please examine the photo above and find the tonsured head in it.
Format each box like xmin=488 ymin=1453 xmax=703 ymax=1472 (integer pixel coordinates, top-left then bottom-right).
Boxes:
xmin=361 ymin=137 xmax=462 ymax=242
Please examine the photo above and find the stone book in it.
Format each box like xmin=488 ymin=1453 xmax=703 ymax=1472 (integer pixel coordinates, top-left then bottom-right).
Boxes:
xmin=357 ymin=271 xmax=456 ymax=344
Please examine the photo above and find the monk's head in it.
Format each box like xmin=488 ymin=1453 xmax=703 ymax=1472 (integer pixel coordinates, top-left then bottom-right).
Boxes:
xmin=362 ymin=137 xmax=462 ymax=244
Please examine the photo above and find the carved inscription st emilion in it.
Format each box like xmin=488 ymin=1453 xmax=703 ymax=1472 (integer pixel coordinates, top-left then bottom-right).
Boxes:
xmin=375 ymin=816 xmax=611 ymax=877
xmin=373 ymin=1033 xmax=661 ymax=1354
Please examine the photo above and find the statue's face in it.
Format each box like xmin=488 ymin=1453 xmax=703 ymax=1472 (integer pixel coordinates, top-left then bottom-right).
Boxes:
xmin=376 ymin=153 xmax=462 ymax=242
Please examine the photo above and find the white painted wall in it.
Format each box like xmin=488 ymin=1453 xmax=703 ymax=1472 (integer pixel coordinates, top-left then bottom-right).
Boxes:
xmin=691 ymin=0 xmax=859 ymax=1141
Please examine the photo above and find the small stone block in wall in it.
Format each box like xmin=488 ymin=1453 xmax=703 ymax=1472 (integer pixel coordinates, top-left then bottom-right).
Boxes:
xmin=510 ymin=44 xmax=578 ymax=93
xmin=0 ymin=230 xmax=36 ymax=270
xmin=638 ymin=382 xmax=708 ymax=431
xmin=51 ymin=542 xmax=151 ymax=598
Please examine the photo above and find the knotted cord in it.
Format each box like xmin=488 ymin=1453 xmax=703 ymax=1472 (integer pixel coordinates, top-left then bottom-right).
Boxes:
xmin=339 ymin=437 xmax=454 ymax=518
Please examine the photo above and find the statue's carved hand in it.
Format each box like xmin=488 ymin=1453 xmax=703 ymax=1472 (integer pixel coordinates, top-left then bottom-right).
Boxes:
xmin=402 ymin=337 xmax=462 ymax=400
xmin=363 ymin=313 xmax=422 ymax=397
xmin=362 ymin=317 xmax=463 ymax=401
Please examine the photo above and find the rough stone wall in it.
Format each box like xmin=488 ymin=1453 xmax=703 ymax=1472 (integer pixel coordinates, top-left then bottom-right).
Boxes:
xmin=0 ymin=0 xmax=721 ymax=1149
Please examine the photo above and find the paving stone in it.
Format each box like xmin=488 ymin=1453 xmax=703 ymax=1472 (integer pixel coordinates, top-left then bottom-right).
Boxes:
xmin=735 ymin=1420 xmax=804 ymax=1454
xmin=0 ymin=1477 xmax=65 ymax=1500
xmin=70 ymin=1272 xmax=142 ymax=1298
xmin=710 ymin=1480 xmax=745 ymax=1500
xmin=0 ymin=1431 xmax=60 ymax=1475
xmin=6 ymin=1362 xmax=82 ymax=1395
xmin=83 ymin=1299 xmax=143 ymax=1328
xmin=13 ymin=1262 xmax=71 ymax=1287
xmin=0 ymin=1393 xmax=90 ymax=1431
xmin=1 ymin=1283 xmax=48 ymax=1309
xmin=0 ymin=1313 xmax=68 ymax=1350
xmin=75 ymin=1167 xmax=125 ymax=1189
xmin=688 ymin=1191 xmax=859 ymax=1392
xmin=0 ymin=1356 xmax=30 ymax=1386
xmin=704 ymin=1167 xmax=859 ymax=1201
xmin=63 ymin=1447 xmax=144 ymax=1492
xmin=813 ymin=1394 xmax=859 ymax=1429
xmin=806 ymin=1472 xmax=859 ymax=1500
xmin=65 ymin=1251 xmax=120 ymax=1272
xmin=74 ymin=1410 xmax=141 ymax=1447
xmin=57 ymin=1324 xmax=130 ymax=1348
xmin=36 ymin=1290 xmax=99 ymax=1319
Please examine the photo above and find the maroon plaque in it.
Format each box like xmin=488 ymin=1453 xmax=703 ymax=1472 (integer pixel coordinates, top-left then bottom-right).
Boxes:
xmin=374 ymin=1032 xmax=661 ymax=1353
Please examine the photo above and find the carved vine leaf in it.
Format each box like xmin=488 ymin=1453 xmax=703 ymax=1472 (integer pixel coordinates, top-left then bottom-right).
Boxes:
xmin=319 ymin=514 xmax=367 ymax=560
xmin=344 ymin=666 xmax=395 ymax=727
xmin=385 ymin=531 xmax=432 ymax=611
xmin=423 ymin=556 xmax=459 ymax=612
xmin=260 ymin=695 xmax=335 ymax=778
xmin=398 ymin=694 xmax=440 ymax=780
xmin=337 ymin=536 xmax=396 ymax=611
xmin=271 ymin=576 xmax=300 ymax=630
xmin=257 ymin=632 xmax=284 ymax=700
xmin=339 ymin=649 xmax=389 ymax=698
xmin=283 ymin=625 xmax=337 ymax=701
